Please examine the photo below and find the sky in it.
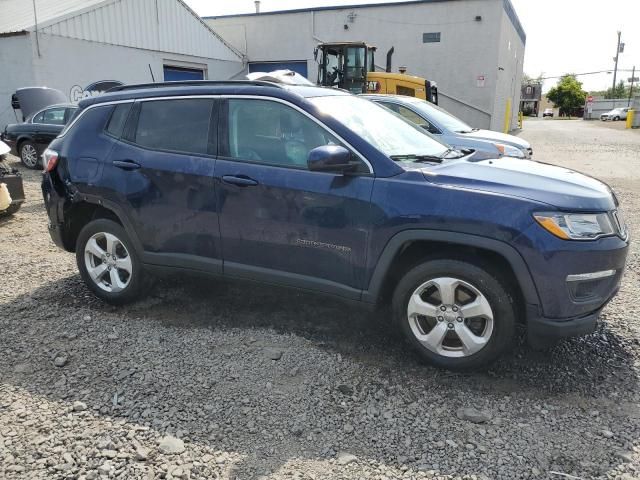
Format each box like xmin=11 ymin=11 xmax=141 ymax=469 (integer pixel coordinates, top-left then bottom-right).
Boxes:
xmin=186 ymin=0 xmax=640 ymax=93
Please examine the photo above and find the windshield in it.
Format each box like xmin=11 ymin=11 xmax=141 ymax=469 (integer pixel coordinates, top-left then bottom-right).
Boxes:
xmin=410 ymin=99 xmax=474 ymax=133
xmin=309 ymin=95 xmax=449 ymax=158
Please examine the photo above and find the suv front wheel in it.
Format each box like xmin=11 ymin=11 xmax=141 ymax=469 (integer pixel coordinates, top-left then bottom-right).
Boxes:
xmin=392 ymin=258 xmax=516 ymax=370
xmin=76 ymin=219 xmax=148 ymax=304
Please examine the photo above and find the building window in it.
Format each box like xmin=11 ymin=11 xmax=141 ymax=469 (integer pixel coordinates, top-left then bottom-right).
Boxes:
xmin=422 ymin=32 xmax=441 ymax=43
xmin=525 ymin=86 xmax=533 ymax=95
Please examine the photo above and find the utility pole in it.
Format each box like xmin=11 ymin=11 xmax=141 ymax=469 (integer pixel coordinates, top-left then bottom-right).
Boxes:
xmin=612 ymin=31 xmax=622 ymax=92
xmin=629 ymin=65 xmax=636 ymax=107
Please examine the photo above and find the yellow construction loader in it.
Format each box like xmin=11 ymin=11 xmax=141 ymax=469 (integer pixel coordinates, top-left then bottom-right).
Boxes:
xmin=314 ymin=42 xmax=438 ymax=104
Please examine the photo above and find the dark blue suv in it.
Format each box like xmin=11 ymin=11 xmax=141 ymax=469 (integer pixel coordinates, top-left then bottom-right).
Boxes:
xmin=42 ymin=81 xmax=629 ymax=369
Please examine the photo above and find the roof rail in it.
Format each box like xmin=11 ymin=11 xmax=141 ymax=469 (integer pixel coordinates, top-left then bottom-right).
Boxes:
xmin=107 ymin=80 xmax=285 ymax=93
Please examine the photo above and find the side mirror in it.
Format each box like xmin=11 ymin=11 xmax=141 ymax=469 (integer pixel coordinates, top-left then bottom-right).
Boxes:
xmin=307 ymin=145 xmax=356 ymax=173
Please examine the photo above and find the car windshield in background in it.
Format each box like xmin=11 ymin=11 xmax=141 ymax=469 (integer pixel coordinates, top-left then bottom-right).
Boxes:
xmin=309 ymin=95 xmax=449 ymax=159
xmin=410 ymin=99 xmax=474 ymax=133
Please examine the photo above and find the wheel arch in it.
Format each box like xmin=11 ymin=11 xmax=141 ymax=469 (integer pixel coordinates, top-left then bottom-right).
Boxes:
xmin=363 ymin=230 xmax=541 ymax=316
xmin=16 ymin=135 xmax=36 ymax=152
xmin=61 ymin=197 xmax=142 ymax=255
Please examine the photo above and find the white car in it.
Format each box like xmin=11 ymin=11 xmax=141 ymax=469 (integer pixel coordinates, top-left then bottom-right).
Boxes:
xmin=542 ymin=108 xmax=554 ymax=118
xmin=601 ymin=107 xmax=629 ymax=121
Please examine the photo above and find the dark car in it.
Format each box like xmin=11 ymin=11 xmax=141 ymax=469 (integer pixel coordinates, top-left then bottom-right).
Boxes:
xmin=41 ymin=81 xmax=629 ymax=369
xmin=2 ymin=103 xmax=78 ymax=169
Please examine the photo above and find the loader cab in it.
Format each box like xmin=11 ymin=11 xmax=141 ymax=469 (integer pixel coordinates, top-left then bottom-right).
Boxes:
xmin=315 ymin=42 xmax=376 ymax=93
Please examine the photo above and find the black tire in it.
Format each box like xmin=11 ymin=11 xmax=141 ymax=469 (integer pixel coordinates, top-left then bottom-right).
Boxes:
xmin=76 ymin=219 xmax=149 ymax=305
xmin=614 ymin=116 xmax=620 ymax=121
xmin=0 ymin=203 xmax=21 ymax=216
xmin=19 ymin=141 xmax=40 ymax=169
xmin=392 ymin=258 xmax=516 ymax=370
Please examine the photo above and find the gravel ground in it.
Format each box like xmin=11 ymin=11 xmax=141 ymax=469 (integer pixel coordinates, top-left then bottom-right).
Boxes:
xmin=1 ymin=119 xmax=639 ymax=480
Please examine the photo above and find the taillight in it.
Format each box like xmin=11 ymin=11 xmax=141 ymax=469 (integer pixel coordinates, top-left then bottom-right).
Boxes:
xmin=43 ymin=149 xmax=59 ymax=172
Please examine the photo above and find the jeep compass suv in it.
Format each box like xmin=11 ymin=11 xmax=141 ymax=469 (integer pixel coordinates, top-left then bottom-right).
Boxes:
xmin=42 ymin=81 xmax=629 ymax=369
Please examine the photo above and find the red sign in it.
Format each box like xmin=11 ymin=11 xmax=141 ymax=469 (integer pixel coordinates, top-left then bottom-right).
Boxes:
xmin=587 ymin=95 xmax=594 ymax=103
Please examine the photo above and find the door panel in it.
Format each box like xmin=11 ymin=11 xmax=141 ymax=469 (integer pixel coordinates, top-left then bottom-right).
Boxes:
xmin=216 ymin=160 xmax=373 ymax=291
xmin=216 ymin=98 xmax=373 ymax=292
xmin=102 ymin=98 xmax=221 ymax=267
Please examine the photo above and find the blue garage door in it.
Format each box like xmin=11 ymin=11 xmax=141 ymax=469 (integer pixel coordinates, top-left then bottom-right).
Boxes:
xmin=248 ymin=61 xmax=308 ymax=77
xmin=163 ymin=65 xmax=205 ymax=81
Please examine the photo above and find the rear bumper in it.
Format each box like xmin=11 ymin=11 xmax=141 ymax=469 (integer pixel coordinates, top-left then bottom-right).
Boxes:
xmin=42 ymin=172 xmax=70 ymax=250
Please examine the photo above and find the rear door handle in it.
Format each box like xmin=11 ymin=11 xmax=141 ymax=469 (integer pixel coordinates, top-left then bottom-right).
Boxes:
xmin=112 ymin=160 xmax=141 ymax=170
xmin=221 ymin=175 xmax=258 ymax=187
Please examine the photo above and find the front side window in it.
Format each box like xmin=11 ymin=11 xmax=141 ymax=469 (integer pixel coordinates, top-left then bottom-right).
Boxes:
xmin=134 ymin=99 xmax=214 ymax=155
xmin=382 ymin=102 xmax=438 ymax=133
xmin=226 ymin=99 xmax=349 ymax=170
xmin=41 ymin=108 xmax=67 ymax=125
xmin=411 ymin=100 xmax=474 ymax=133
xmin=310 ymin=95 xmax=448 ymax=158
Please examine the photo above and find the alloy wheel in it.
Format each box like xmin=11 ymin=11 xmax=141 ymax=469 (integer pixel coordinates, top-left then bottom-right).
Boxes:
xmin=84 ymin=232 xmax=132 ymax=293
xmin=21 ymin=144 xmax=38 ymax=168
xmin=407 ymin=277 xmax=494 ymax=358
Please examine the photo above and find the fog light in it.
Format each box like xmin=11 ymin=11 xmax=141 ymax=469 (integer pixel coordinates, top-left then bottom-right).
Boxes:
xmin=566 ymin=270 xmax=616 ymax=301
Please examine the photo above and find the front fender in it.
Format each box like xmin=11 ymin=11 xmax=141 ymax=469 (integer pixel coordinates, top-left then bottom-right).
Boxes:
xmin=361 ymin=229 xmax=541 ymax=308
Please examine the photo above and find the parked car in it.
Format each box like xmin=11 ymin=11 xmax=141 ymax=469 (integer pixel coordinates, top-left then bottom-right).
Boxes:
xmin=600 ymin=107 xmax=630 ymax=121
xmin=363 ymin=94 xmax=532 ymax=159
xmin=542 ymin=108 xmax=554 ymax=118
xmin=2 ymin=103 xmax=78 ymax=169
xmin=0 ymin=140 xmax=25 ymax=216
xmin=42 ymin=81 xmax=629 ymax=369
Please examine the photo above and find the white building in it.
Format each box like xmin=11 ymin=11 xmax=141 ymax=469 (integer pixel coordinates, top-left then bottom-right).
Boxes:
xmin=206 ymin=0 xmax=526 ymax=131
xmin=0 ymin=0 xmax=244 ymax=128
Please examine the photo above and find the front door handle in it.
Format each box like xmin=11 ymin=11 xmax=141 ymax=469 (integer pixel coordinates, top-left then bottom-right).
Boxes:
xmin=221 ymin=175 xmax=258 ymax=187
xmin=113 ymin=159 xmax=141 ymax=170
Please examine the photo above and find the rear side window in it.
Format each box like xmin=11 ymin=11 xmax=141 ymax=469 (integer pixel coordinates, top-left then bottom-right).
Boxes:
xmin=133 ymin=99 xmax=214 ymax=155
xmin=105 ymin=103 xmax=132 ymax=138
xmin=41 ymin=108 xmax=67 ymax=125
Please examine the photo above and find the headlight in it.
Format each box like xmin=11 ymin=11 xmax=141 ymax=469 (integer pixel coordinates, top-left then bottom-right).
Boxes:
xmin=534 ymin=212 xmax=615 ymax=240
xmin=495 ymin=143 xmax=525 ymax=158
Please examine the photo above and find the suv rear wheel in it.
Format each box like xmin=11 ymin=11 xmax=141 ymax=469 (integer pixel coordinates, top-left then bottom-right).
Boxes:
xmin=392 ymin=258 xmax=516 ymax=370
xmin=76 ymin=219 xmax=148 ymax=304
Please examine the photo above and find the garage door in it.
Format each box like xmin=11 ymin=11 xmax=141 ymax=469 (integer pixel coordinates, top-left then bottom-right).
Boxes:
xmin=163 ymin=65 xmax=205 ymax=81
xmin=248 ymin=61 xmax=308 ymax=77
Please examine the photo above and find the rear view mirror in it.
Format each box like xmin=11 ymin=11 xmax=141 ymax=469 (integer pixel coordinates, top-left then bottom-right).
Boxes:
xmin=307 ymin=145 xmax=356 ymax=173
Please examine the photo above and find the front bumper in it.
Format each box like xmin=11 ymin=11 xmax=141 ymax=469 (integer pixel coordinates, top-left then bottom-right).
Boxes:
xmin=526 ymin=292 xmax=616 ymax=346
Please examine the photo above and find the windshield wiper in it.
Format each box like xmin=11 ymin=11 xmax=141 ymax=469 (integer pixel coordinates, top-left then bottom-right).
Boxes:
xmin=390 ymin=154 xmax=444 ymax=163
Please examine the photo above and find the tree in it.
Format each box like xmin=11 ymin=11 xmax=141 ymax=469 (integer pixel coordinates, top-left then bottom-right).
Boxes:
xmin=546 ymin=74 xmax=587 ymax=117
xmin=604 ymin=81 xmax=628 ymax=99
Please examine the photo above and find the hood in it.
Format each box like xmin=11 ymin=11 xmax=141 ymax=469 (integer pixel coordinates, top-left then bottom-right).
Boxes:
xmin=461 ymin=129 xmax=530 ymax=150
xmin=12 ymin=87 xmax=67 ymax=120
xmin=420 ymin=157 xmax=615 ymax=211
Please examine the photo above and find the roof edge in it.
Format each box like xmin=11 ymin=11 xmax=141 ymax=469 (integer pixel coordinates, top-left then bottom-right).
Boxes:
xmin=203 ymin=0 xmax=458 ymax=20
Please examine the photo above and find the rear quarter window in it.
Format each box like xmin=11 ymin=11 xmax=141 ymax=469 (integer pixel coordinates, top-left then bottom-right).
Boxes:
xmin=105 ymin=103 xmax=132 ymax=138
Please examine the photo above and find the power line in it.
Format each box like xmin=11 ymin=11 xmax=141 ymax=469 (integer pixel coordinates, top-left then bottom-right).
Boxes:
xmin=535 ymin=69 xmax=637 ymax=81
